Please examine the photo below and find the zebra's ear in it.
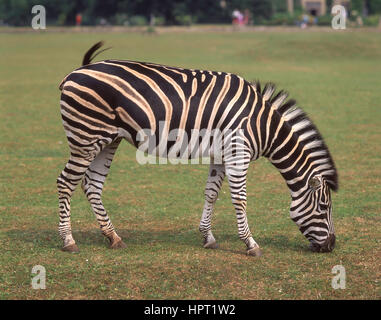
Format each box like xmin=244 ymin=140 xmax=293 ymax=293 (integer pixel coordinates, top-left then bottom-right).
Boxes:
xmin=308 ymin=176 xmax=321 ymax=189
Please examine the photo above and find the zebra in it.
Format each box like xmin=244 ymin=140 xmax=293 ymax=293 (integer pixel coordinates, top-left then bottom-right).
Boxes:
xmin=57 ymin=42 xmax=338 ymax=255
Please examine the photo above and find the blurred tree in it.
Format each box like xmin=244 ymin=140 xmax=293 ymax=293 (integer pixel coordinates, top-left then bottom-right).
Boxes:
xmin=350 ymin=0 xmax=364 ymax=13
xmin=188 ymin=0 xmax=231 ymax=24
xmin=1 ymin=0 xmax=29 ymax=26
xmin=367 ymin=0 xmax=381 ymax=14
xmin=7 ymin=0 xmax=375 ymax=27
xmin=273 ymin=0 xmax=288 ymax=13
xmin=251 ymin=0 xmax=274 ymax=21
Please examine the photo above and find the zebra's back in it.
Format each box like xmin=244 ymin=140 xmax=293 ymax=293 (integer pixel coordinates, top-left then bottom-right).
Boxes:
xmin=60 ymin=59 xmax=257 ymax=153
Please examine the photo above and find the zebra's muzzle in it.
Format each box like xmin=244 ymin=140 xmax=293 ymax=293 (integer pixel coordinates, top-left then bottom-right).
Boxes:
xmin=309 ymin=234 xmax=336 ymax=253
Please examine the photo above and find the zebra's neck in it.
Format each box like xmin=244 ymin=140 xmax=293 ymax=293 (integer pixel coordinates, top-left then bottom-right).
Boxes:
xmin=248 ymin=83 xmax=338 ymax=194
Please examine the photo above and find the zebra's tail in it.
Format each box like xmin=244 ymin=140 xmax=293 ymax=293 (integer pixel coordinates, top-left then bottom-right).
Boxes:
xmin=59 ymin=41 xmax=111 ymax=91
xmin=82 ymin=41 xmax=111 ymax=66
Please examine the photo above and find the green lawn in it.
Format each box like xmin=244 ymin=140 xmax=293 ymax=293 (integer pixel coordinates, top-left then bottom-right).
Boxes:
xmin=0 ymin=28 xmax=380 ymax=299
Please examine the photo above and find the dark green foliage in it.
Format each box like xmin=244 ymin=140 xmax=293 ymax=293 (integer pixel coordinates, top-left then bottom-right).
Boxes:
xmin=363 ymin=14 xmax=381 ymax=26
xmin=316 ymin=14 xmax=333 ymax=26
xmin=251 ymin=0 xmax=274 ymax=20
xmin=350 ymin=0 xmax=364 ymax=13
xmin=1 ymin=0 xmax=380 ymax=27
xmin=264 ymin=12 xmax=297 ymax=26
xmin=367 ymin=0 xmax=381 ymax=14
xmin=0 ymin=0 xmax=274 ymax=26
xmin=352 ymin=0 xmax=381 ymax=15
xmin=0 ymin=0 xmax=31 ymax=26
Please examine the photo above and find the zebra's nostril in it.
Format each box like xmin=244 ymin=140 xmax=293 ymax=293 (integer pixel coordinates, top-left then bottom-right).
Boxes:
xmin=310 ymin=234 xmax=336 ymax=253
xmin=309 ymin=242 xmax=321 ymax=252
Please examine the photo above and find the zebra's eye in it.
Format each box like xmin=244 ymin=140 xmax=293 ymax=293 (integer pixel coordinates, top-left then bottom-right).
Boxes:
xmin=309 ymin=176 xmax=321 ymax=189
xmin=319 ymin=203 xmax=328 ymax=211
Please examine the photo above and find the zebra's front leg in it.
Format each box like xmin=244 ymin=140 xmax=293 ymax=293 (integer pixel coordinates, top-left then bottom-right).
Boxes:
xmin=81 ymin=139 xmax=126 ymax=249
xmin=225 ymin=163 xmax=262 ymax=257
xmin=199 ymin=164 xmax=225 ymax=249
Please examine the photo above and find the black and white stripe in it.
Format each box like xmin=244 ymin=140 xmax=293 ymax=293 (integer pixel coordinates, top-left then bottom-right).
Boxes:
xmin=57 ymin=42 xmax=338 ymax=254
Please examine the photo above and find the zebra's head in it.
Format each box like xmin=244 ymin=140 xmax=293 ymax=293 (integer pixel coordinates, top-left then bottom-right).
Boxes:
xmin=290 ymin=174 xmax=336 ymax=253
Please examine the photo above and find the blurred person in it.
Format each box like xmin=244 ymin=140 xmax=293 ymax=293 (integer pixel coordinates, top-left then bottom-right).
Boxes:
xmin=76 ymin=13 xmax=82 ymax=26
xmin=243 ymin=9 xmax=251 ymax=25
xmin=300 ymin=13 xmax=309 ymax=29
xmin=356 ymin=16 xmax=363 ymax=27
xmin=232 ymin=9 xmax=243 ymax=25
xmin=351 ymin=10 xmax=362 ymax=27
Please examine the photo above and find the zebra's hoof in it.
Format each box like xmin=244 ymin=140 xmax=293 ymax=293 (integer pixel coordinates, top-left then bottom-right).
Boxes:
xmin=110 ymin=239 xmax=127 ymax=249
xmin=62 ymin=243 xmax=80 ymax=253
xmin=203 ymin=240 xmax=219 ymax=249
xmin=246 ymin=247 xmax=262 ymax=257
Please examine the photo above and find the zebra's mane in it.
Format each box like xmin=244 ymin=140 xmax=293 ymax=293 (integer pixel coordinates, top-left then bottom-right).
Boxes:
xmin=253 ymin=81 xmax=338 ymax=192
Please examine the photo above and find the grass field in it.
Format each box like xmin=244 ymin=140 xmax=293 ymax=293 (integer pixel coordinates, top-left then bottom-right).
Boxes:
xmin=0 ymin=27 xmax=380 ymax=300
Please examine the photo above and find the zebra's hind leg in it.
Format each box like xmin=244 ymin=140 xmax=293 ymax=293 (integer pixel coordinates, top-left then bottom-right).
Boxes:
xmin=57 ymin=151 xmax=100 ymax=253
xmin=81 ymin=138 xmax=126 ymax=249
xmin=199 ymin=163 xmax=225 ymax=249
xmin=225 ymin=161 xmax=262 ymax=257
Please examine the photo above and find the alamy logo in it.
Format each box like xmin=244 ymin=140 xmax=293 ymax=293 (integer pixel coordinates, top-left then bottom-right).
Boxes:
xmin=331 ymin=265 xmax=346 ymax=289
xmin=331 ymin=5 xmax=347 ymax=30
xmin=31 ymin=5 xmax=46 ymax=30
xmin=31 ymin=265 xmax=46 ymax=289
xmin=135 ymin=122 xmax=247 ymax=166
